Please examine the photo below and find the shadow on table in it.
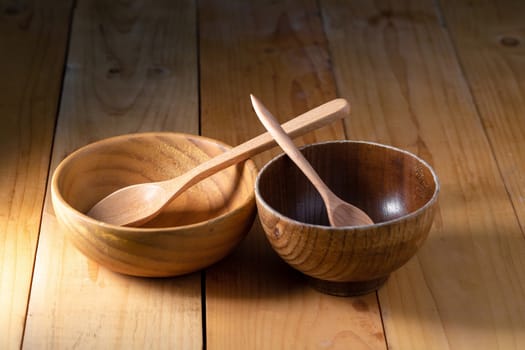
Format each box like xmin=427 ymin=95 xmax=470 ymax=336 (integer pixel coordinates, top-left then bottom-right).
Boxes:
xmin=203 ymin=219 xmax=307 ymax=300
xmin=378 ymin=214 xmax=525 ymax=332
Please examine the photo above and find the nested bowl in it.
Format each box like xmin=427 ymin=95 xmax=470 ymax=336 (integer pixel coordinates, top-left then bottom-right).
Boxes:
xmin=51 ymin=132 xmax=258 ymax=277
xmin=255 ymin=140 xmax=439 ymax=296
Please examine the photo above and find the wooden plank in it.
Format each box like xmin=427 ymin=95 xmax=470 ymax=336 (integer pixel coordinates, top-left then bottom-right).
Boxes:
xmin=321 ymin=0 xmax=525 ymax=349
xmin=0 ymin=1 xmax=73 ymax=349
xmin=199 ymin=1 xmax=387 ymax=349
xmin=23 ymin=0 xmax=202 ymax=348
xmin=439 ymin=0 xmax=525 ymax=231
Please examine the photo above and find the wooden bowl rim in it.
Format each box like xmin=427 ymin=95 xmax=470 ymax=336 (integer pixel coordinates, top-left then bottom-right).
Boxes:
xmin=255 ymin=140 xmax=440 ymax=231
xmin=51 ymin=132 xmax=257 ymax=233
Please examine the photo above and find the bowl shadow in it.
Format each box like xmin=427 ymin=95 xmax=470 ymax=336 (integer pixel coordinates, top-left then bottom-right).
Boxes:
xmin=203 ymin=219 xmax=307 ymax=300
xmin=378 ymin=208 xmax=525 ymax=331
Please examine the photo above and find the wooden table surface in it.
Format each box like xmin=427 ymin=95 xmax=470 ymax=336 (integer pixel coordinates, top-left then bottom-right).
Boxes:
xmin=2 ymin=0 xmax=524 ymax=349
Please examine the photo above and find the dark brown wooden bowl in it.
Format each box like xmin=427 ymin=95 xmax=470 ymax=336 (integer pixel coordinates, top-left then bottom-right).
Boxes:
xmin=255 ymin=140 xmax=439 ymax=296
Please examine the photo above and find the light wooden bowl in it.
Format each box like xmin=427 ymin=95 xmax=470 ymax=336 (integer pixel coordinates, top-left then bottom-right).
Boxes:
xmin=51 ymin=132 xmax=257 ymax=277
xmin=255 ymin=140 xmax=439 ymax=296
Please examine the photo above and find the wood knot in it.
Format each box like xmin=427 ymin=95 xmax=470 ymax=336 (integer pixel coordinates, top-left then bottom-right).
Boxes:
xmin=147 ymin=66 xmax=169 ymax=78
xmin=4 ymin=5 xmax=21 ymax=15
xmin=352 ymin=299 xmax=370 ymax=312
xmin=107 ymin=67 xmax=122 ymax=78
xmin=273 ymin=227 xmax=281 ymax=238
xmin=500 ymin=36 xmax=520 ymax=47
xmin=368 ymin=9 xmax=393 ymax=26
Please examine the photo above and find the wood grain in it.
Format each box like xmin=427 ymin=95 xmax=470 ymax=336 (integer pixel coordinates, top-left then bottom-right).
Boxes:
xmin=256 ymin=141 xmax=438 ymax=296
xmin=0 ymin=1 xmax=73 ymax=348
xmin=51 ymin=132 xmax=258 ymax=276
xmin=440 ymin=0 xmax=525 ymax=231
xmin=23 ymin=0 xmax=202 ymax=348
xmin=322 ymin=0 xmax=525 ymax=348
xmin=200 ymin=0 xmax=386 ymax=348
xmin=251 ymin=95 xmax=374 ymax=227
xmin=2 ymin=0 xmax=521 ymax=348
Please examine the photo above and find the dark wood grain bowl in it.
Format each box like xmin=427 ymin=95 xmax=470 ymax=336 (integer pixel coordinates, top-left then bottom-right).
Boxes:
xmin=255 ymin=140 xmax=439 ymax=296
xmin=51 ymin=132 xmax=257 ymax=277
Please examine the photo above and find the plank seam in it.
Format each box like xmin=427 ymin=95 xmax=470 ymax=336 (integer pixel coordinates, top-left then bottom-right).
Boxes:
xmin=20 ymin=1 xmax=78 ymax=348
xmin=316 ymin=0 xmax=350 ymax=141
xmin=375 ymin=291 xmax=389 ymax=349
xmin=437 ymin=0 xmax=525 ymax=237
xmin=196 ymin=1 xmax=207 ymax=349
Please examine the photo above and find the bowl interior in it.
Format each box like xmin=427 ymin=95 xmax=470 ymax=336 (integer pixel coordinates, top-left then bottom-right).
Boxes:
xmin=257 ymin=141 xmax=437 ymax=226
xmin=56 ymin=132 xmax=255 ymax=228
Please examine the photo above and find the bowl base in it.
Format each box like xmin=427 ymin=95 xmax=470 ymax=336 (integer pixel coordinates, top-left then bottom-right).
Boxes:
xmin=306 ymin=275 xmax=388 ymax=297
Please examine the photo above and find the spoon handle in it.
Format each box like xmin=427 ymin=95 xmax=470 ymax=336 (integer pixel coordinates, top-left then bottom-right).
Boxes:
xmin=171 ymin=98 xmax=349 ymax=194
xmin=250 ymin=95 xmax=336 ymax=204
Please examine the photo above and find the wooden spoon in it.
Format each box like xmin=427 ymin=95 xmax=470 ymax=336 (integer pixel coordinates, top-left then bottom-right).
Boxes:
xmin=250 ymin=94 xmax=373 ymax=227
xmin=87 ymin=98 xmax=350 ymax=226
